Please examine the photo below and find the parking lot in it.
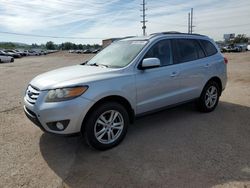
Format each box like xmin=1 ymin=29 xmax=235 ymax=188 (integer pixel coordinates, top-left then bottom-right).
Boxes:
xmin=0 ymin=51 xmax=250 ymax=187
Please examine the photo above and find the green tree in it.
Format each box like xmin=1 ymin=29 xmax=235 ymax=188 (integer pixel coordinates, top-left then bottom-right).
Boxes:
xmin=46 ymin=41 xmax=56 ymax=50
xmin=0 ymin=42 xmax=16 ymax=49
xmin=78 ymin=44 xmax=83 ymax=50
xmin=31 ymin=43 xmax=39 ymax=48
xmin=93 ymin=44 xmax=101 ymax=49
xmin=72 ymin=43 xmax=77 ymax=50
xmin=233 ymin=34 xmax=248 ymax=44
xmin=86 ymin=44 xmax=91 ymax=49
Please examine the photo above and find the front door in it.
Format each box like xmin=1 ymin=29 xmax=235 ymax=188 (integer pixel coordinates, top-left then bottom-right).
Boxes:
xmin=135 ymin=39 xmax=182 ymax=114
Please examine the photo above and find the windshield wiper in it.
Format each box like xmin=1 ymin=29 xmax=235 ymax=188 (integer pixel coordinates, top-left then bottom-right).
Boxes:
xmin=80 ymin=61 xmax=88 ymax=65
xmin=89 ymin=63 xmax=109 ymax=68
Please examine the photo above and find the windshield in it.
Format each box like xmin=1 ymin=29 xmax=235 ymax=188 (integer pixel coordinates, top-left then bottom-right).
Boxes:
xmin=87 ymin=40 xmax=147 ymax=68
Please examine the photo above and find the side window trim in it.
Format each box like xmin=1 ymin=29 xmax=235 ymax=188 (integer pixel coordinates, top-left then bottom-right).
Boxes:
xmin=138 ymin=39 xmax=174 ymax=69
xmin=199 ymin=39 xmax=218 ymax=57
xmin=198 ymin=39 xmax=209 ymax=57
xmin=194 ymin=39 xmax=206 ymax=59
xmin=171 ymin=39 xmax=180 ymax=64
xmin=172 ymin=39 xmax=199 ymax=64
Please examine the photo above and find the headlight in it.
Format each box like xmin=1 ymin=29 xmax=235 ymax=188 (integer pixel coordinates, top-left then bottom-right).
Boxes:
xmin=45 ymin=86 xmax=88 ymax=102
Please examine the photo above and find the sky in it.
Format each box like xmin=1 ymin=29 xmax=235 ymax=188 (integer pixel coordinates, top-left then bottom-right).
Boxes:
xmin=0 ymin=0 xmax=250 ymax=44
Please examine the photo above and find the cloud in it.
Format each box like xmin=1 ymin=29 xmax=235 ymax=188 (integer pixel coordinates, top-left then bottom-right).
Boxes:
xmin=0 ymin=0 xmax=249 ymax=44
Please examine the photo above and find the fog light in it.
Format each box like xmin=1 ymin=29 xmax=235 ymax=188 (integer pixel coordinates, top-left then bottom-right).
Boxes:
xmin=46 ymin=120 xmax=70 ymax=131
xmin=56 ymin=122 xmax=64 ymax=130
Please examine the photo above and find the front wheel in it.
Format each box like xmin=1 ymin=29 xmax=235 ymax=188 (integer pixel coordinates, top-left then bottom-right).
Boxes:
xmin=83 ymin=102 xmax=129 ymax=150
xmin=197 ymin=81 xmax=220 ymax=112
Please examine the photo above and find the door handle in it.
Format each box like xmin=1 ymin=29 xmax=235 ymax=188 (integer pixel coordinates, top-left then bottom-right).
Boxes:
xmin=204 ymin=63 xmax=210 ymax=68
xmin=170 ymin=71 xmax=178 ymax=77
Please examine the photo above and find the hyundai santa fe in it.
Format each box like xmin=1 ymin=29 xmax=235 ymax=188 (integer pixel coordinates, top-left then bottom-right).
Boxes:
xmin=24 ymin=32 xmax=227 ymax=150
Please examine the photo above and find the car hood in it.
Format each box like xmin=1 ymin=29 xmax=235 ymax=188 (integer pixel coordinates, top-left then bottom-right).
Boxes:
xmin=30 ymin=65 xmax=122 ymax=90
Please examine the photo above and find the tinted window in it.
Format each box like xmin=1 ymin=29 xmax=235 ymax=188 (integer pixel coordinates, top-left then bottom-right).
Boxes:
xmin=144 ymin=40 xmax=173 ymax=66
xmin=200 ymin=40 xmax=217 ymax=56
xmin=173 ymin=39 xmax=205 ymax=63
xmin=196 ymin=42 xmax=206 ymax=58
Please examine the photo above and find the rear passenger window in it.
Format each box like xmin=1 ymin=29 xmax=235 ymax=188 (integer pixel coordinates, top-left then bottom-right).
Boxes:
xmin=172 ymin=39 xmax=205 ymax=63
xmin=200 ymin=40 xmax=217 ymax=56
xmin=144 ymin=40 xmax=173 ymax=66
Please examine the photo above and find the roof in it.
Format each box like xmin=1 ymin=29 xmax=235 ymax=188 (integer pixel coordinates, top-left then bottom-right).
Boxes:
xmin=120 ymin=31 xmax=209 ymax=42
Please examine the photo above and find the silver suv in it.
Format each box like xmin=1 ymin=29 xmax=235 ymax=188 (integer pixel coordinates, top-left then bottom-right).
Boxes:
xmin=24 ymin=32 xmax=227 ymax=150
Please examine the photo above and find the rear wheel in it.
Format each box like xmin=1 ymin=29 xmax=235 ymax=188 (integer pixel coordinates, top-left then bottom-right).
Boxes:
xmin=83 ymin=102 xmax=129 ymax=150
xmin=197 ymin=81 xmax=220 ymax=112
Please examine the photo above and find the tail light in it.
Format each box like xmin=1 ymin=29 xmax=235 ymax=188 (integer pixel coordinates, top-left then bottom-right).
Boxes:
xmin=224 ymin=57 xmax=228 ymax=64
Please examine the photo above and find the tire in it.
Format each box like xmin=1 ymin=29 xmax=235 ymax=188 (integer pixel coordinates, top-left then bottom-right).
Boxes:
xmin=11 ymin=58 xmax=14 ymax=62
xmin=83 ymin=102 xmax=129 ymax=150
xmin=196 ymin=81 xmax=220 ymax=113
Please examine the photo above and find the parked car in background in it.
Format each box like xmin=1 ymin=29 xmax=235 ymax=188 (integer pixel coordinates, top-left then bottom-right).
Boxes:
xmin=0 ymin=50 xmax=9 ymax=56
xmin=83 ymin=49 xmax=91 ymax=53
xmin=236 ymin=44 xmax=247 ymax=52
xmin=247 ymin=45 xmax=250 ymax=51
xmin=22 ymin=50 xmax=31 ymax=56
xmin=0 ymin=55 xmax=14 ymax=63
xmin=221 ymin=44 xmax=247 ymax=53
xmin=24 ymin=32 xmax=227 ymax=150
xmin=4 ymin=50 xmax=22 ymax=58
xmin=42 ymin=50 xmax=48 ymax=55
xmin=75 ymin=50 xmax=82 ymax=54
xmin=16 ymin=50 xmax=28 ymax=56
xmin=28 ymin=50 xmax=40 ymax=56
xmin=91 ymin=49 xmax=101 ymax=53
xmin=11 ymin=49 xmax=25 ymax=56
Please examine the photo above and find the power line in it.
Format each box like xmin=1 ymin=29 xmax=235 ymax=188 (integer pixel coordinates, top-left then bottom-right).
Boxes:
xmin=0 ymin=31 xmax=104 ymax=40
xmin=140 ymin=0 xmax=147 ymax=36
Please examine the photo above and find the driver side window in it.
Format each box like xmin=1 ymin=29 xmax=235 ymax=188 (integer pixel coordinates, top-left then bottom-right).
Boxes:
xmin=144 ymin=40 xmax=173 ymax=66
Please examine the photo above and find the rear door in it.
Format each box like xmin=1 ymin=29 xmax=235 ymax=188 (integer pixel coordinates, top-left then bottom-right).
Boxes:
xmin=172 ymin=39 xmax=208 ymax=100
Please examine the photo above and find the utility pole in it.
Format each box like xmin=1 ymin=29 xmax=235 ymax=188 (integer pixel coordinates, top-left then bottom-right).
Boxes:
xmin=188 ymin=8 xmax=194 ymax=34
xmin=188 ymin=12 xmax=190 ymax=33
xmin=190 ymin=8 xmax=193 ymax=34
xmin=141 ymin=0 xmax=147 ymax=36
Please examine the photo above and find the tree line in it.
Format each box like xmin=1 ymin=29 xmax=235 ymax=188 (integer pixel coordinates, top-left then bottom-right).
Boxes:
xmin=45 ymin=41 xmax=101 ymax=50
xmin=0 ymin=41 xmax=101 ymax=50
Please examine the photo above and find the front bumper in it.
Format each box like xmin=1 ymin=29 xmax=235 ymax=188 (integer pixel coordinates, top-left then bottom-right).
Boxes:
xmin=24 ymin=105 xmax=44 ymax=130
xmin=23 ymin=94 xmax=94 ymax=135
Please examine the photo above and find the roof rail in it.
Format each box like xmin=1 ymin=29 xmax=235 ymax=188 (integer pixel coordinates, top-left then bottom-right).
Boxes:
xmin=150 ymin=31 xmax=181 ymax=36
xmin=119 ymin=36 xmax=137 ymax=40
xmin=149 ymin=31 xmax=206 ymax=38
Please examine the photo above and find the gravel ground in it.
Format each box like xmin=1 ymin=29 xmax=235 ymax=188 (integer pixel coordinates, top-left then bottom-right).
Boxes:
xmin=0 ymin=51 xmax=250 ymax=188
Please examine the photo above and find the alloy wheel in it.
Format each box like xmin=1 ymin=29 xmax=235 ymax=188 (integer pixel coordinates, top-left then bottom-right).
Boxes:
xmin=205 ymin=86 xmax=218 ymax=108
xmin=94 ymin=110 xmax=124 ymax=144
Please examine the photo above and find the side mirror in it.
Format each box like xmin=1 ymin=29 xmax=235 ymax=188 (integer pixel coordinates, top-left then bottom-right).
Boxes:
xmin=140 ymin=58 xmax=160 ymax=70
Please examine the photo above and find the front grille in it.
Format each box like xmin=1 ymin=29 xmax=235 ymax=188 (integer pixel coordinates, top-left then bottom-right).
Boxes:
xmin=25 ymin=85 xmax=40 ymax=105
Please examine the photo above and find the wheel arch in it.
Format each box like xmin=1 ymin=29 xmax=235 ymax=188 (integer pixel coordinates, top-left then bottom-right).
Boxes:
xmin=204 ymin=76 xmax=222 ymax=95
xmin=81 ymin=95 xmax=135 ymax=132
